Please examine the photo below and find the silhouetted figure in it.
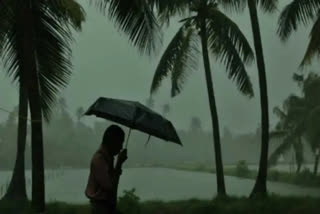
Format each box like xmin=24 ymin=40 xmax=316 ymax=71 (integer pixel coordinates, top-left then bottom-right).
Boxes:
xmin=85 ymin=125 xmax=128 ymax=214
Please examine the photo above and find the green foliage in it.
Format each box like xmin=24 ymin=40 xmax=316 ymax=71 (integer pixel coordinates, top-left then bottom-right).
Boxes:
xmin=92 ymin=0 xmax=161 ymax=55
xmin=151 ymin=0 xmax=254 ymax=97
xmin=294 ymin=168 xmax=318 ymax=185
xmin=0 ymin=0 xmax=86 ymax=121
xmin=270 ymin=72 xmax=320 ymax=172
xmin=278 ymin=0 xmax=320 ymax=66
xmin=118 ymin=189 xmax=141 ymax=214
xmin=235 ymin=160 xmax=250 ymax=177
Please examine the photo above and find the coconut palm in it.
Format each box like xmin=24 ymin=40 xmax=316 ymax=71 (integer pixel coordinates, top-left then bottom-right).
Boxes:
xmin=218 ymin=0 xmax=279 ymax=197
xmin=271 ymin=72 xmax=320 ymax=176
xmin=150 ymin=0 xmax=254 ymax=196
xmin=0 ymin=0 xmax=85 ymax=211
xmin=278 ymin=0 xmax=320 ymax=66
xmin=269 ymin=97 xmax=306 ymax=173
xmin=92 ymin=0 xmax=161 ymax=55
xmin=302 ymin=73 xmax=320 ymax=176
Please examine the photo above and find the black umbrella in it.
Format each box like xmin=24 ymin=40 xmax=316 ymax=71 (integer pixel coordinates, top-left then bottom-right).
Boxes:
xmin=84 ymin=97 xmax=182 ymax=147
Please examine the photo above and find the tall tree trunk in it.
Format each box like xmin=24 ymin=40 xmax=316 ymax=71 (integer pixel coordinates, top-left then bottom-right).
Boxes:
xmin=3 ymin=81 xmax=28 ymax=201
xmin=294 ymin=138 xmax=303 ymax=174
xmin=29 ymin=71 xmax=45 ymax=213
xmin=313 ymin=154 xmax=320 ymax=176
xmin=200 ymin=18 xmax=226 ymax=196
xmin=248 ymin=0 xmax=270 ymax=198
xmin=3 ymin=0 xmax=34 ymax=202
xmin=22 ymin=2 xmax=46 ymax=210
xmin=296 ymin=163 xmax=302 ymax=174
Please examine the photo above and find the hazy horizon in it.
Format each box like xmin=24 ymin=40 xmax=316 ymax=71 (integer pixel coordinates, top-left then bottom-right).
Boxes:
xmin=0 ymin=0 xmax=318 ymax=134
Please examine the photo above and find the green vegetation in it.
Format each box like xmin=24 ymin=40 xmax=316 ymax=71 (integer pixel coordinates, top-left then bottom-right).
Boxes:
xmin=1 ymin=194 xmax=319 ymax=214
xmin=1 ymin=0 xmax=320 ymax=211
xmin=150 ymin=0 xmax=254 ymax=196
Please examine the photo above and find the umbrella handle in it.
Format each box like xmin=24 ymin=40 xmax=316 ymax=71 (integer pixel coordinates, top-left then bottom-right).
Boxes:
xmin=125 ymin=129 xmax=132 ymax=149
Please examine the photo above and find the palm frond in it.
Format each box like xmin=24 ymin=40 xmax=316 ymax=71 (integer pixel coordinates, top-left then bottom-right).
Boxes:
xmin=301 ymin=14 xmax=320 ymax=66
xmin=92 ymin=0 xmax=161 ymax=55
xmin=50 ymin=0 xmax=86 ymax=31
xmin=32 ymin=1 xmax=85 ymax=121
xmin=0 ymin=0 xmax=24 ymax=84
xmin=268 ymin=136 xmax=293 ymax=167
xmin=207 ymin=9 xmax=254 ymax=97
xmin=269 ymin=130 xmax=287 ymax=139
xmin=0 ymin=0 xmax=14 ymax=54
xmin=171 ymin=27 xmax=198 ymax=96
xmin=258 ymin=0 xmax=279 ymax=13
xmin=283 ymin=95 xmax=305 ymax=112
xmin=150 ymin=22 xmax=198 ymax=96
xmin=150 ymin=0 xmax=190 ymax=24
xmin=293 ymin=72 xmax=304 ymax=83
xmin=278 ymin=0 xmax=320 ymax=41
xmin=217 ymin=0 xmax=247 ymax=12
xmin=273 ymin=106 xmax=287 ymax=120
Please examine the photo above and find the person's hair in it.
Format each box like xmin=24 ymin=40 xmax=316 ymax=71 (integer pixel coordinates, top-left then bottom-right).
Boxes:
xmin=102 ymin=125 xmax=125 ymax=146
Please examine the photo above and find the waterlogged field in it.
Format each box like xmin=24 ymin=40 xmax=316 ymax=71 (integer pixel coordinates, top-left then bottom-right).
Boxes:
xmin=0 ymin=168 xmax=319 ymax=204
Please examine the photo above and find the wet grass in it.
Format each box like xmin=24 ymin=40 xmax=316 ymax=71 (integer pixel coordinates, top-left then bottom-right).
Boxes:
xmin=1 ymin=196 xmax=319 ymax=214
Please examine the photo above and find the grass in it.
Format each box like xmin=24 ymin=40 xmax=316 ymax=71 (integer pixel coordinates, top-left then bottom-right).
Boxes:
xmin=1 ymin=196 xmax=319 ymax=214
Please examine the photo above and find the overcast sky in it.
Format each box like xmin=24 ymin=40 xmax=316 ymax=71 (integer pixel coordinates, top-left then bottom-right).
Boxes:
xmin=0 ymin=0 xmax=318 ymax=134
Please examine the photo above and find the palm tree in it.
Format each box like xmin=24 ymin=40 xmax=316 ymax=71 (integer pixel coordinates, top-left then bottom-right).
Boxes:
xmin=305 ymin=106 xmax=320 ymax=176
xmin=269 ymin=98 xmax=306 ymax=174
xmin=150 ymin=0 xmax=254 ymax=196
xmin=278 ymin=0 xmax=320 ymax=174
xmin=278 ymin=0 xmax=320 ymax=66
xmin=219 ymin=0 xmax=278 ymax=197
xmin=270 ymin=72 xmax=320 ymax=176
xmin=0 ymin=0 xmax=85 ymax=211
xmin=302 ymin=73 xmax=320 ymax=176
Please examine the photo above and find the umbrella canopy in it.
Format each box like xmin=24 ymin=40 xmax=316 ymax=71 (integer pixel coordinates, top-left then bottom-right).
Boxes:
xmin=85 ymin=97 xmax=182 ymax=146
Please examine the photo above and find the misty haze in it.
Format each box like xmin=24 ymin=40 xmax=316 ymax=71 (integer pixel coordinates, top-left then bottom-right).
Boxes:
xmin=0 ymin=0 xmax=320 ymax=214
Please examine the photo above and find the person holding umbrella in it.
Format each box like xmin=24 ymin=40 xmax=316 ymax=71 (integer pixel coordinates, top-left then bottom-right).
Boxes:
xmin=84 ymin=97 xmax=182 ymax=213
xmin=85 ymin=125 xmax=128 ymax=214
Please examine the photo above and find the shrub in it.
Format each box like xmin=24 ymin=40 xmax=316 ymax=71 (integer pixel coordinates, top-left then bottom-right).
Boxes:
xmin=235 ymin=160 xmax=250 ymax=177
xmin=118 ymin=189 xmax=141 ymax=214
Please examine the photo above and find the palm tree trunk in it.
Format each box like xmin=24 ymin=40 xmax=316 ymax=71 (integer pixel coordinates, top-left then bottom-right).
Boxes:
xmin=294 ymin=138 xmax=303 ymax=174
xmin=313 ymin=154 xmax=320 ymax=176
xmin=29 ymin=71 xmax=45 ymax=213
xmin=3 ymin=0 xmax=34 ymax=202
xmin=3 ymin=80 xmax=28 ymax=201
xmin=247 ymin=0 xmax=270 ymax=198
xmin=18 ymin=2 xmax=45 ymax=212
xmin=296 ymin=163 xmax=302 ymax=174
xmin=200 ymin=18 xmax=226 ymax=196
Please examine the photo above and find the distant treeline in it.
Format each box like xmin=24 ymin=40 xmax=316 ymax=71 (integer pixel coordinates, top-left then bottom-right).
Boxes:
xmin=0 ymin=105 xmax=314 ymax=170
